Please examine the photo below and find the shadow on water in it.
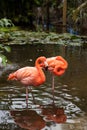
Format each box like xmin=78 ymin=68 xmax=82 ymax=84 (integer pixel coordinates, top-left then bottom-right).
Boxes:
xmin=0 ymin=44 xmax=87 ymax=129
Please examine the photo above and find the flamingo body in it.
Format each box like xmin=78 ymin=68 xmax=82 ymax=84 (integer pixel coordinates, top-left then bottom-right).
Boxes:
xmin=46 ymin=56 xmax=68 ymax=95
xmin=8 ymin=56 xmax=48 ymax=104
xmin=46 ymin=56 xmax=68 ymax=75
xmin=8 ymin=66 xmax=45 ymax=86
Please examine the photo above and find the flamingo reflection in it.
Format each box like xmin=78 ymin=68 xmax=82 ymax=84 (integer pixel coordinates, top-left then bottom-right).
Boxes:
xmin=10 ymin=105 xmax=67 ymax=130
xmin=10 ymin=109 xmax=46 ymax=130
xmin=41 ymin=106 xmax=67 ymax=123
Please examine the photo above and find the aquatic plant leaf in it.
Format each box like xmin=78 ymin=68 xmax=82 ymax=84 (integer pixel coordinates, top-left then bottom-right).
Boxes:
xmin=4 ymin=46 xmax=11 ymax=53
xmin=71 ymin=35 xmax=79 ymax=39
xmin=0 ymin=30 xmax=86 ymax=46
xmin=0 ymin=54 xmax=7 ymax=66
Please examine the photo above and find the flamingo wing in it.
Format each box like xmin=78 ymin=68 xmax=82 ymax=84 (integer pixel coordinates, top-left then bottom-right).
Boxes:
xmin=8 ymin=67 xmax=45 ymax=86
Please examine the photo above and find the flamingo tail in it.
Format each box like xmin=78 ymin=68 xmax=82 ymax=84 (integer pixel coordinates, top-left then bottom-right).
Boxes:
xmin=8 ymin=73 xmax=16 ymax=80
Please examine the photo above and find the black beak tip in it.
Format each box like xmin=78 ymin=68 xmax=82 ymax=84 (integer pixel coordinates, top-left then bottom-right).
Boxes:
xmin=45 ymin=66 xmax=48 ymax=71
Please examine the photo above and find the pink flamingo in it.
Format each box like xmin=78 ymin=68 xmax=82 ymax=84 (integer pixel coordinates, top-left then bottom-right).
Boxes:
xmin=46 ymin=56 xmax=68 ymax=94
xmin=8 ymin=56 xmax=48 ymax=105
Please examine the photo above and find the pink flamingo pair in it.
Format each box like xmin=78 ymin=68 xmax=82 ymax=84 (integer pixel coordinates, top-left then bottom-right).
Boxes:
xmin=8 ymin=56 xmax=68 ymax=103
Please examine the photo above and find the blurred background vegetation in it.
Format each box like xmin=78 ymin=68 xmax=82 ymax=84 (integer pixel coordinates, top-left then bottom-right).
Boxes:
xmin=0 ymin=0 xmax=87 ymax=34
xmin=0 ymin=0 xmax=87 ymax=65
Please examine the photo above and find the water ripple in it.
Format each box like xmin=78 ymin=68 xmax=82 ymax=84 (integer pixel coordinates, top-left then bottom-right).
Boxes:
xmin=0 ymin=82 xmax=86 ymax=119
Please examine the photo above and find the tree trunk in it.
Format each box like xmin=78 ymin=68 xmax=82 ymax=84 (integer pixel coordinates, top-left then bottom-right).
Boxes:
xmin=63 ymin=0 xmax=67 ymax=32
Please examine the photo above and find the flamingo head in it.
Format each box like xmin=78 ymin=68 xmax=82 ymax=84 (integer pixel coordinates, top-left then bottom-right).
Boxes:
xmin=35 ymin=56 xmax=48 ymax=69
xmin=53 ymin=65 xmax=65 ymax=76
xmin=55 ymin=56 xmax=68 ymax=69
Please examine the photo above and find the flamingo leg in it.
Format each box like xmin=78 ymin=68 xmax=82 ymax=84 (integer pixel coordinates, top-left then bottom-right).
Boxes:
xmin=52 ymin=74 xmax=54 ymax=93
xmin=52 ymin=74 xmax=55 ymax=98
xmin=29 ymin=87 xmax=35 ymax=103
xmin=26 ymin=86 xmax=28 ymax=107
xmin=26 ymin=86 xmax=35 ymax=107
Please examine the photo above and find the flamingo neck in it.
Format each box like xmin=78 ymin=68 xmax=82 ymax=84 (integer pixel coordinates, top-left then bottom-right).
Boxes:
xmin=56 ymin=56 xmax=68 ymax=69
xmin=35 ymin=63 xmax=46 ymax=84
xmin=53 ymin=66 xmax=65 ymax=76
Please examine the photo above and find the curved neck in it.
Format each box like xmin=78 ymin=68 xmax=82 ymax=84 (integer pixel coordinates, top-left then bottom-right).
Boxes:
xmin=56 ymin=56 xmax=68 ymax=69
xmin=35 ymin=62 xmax=46 ymax=83
xmin=53 ymin=66 xmax=65 ymax=76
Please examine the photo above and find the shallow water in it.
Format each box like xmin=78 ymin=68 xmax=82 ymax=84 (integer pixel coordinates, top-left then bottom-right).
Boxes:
xmin=0 ymin=44 xmax=87 ymax=130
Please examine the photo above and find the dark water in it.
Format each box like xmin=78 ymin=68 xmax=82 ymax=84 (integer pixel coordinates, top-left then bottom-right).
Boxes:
xmin=0 ymin=44 xmax=87 ymax=130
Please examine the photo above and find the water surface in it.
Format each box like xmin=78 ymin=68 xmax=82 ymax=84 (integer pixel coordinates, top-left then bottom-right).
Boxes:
xmin=0 ymin=44 xmax=87 ymax=130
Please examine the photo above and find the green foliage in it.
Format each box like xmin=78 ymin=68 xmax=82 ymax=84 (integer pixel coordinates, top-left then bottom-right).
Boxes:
xmin=0 ymin=26 xmax=20 ymax=43
xmin=0 ymin=44 xmax=11 ymax=66
xmin=0 ymin=19 xmax=13 ymax=67
xmin=0 ymin=18 xmax=14 ymax=27
xmin=0 ymin=26 xmax=20 ymax=32
xmin=0 ymin=44 xmax=11 ymax=52
xmin=0 ymin=30 xmax=86 ymax=46
xmin=67 ymin=1 xmax=87 ymax=24
xmin=0 ymin=54 xmax=7 ymax=66
xmin=72 ymin=1 xmax=87 ymax=22
xmin=34 ymin=0 xmax=43 ymax=5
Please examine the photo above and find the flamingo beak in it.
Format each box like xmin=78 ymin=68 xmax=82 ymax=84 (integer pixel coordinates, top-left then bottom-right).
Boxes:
xmin=44 ymin=61 xmax=48 ymax=71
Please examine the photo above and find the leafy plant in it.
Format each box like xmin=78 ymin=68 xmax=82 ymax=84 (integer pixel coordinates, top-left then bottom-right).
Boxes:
xmin=0 ymin=18 xmax=14 ymax=27
xmin=0 ymin=44 xmax=11 ymax=66
xmin=72 ymin=1 xmax=87 ymax=22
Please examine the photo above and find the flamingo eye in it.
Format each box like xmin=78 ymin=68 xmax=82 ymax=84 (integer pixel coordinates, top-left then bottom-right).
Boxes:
xmin=38 ymin=60 xmax=42 ymax=64
xmin=57 ymin=67 xmax=61 ymax=72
